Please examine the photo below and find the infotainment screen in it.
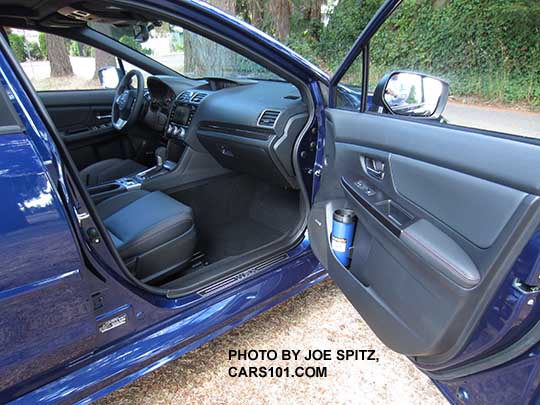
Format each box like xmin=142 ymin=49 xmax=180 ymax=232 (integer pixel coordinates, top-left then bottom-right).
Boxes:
xmin=173 ymin=105 xmax=191 ymax=125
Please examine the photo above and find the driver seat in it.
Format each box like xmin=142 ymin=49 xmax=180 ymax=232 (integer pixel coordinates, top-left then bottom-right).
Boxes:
xmin=80 ymin=158 xmax=148 ymax=187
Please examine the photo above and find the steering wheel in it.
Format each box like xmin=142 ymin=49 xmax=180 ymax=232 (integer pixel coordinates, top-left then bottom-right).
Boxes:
xmin=112 ymin=70 xmax=145 ymax=131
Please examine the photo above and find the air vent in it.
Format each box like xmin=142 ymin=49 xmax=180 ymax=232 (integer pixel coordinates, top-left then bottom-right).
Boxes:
xmin=176 ymin=92 xmax=191 ymax=103
xmin=191 ymin=92 xmax=208 ymax=104
xmin=257 ymin=109 xmax=281 ymax=128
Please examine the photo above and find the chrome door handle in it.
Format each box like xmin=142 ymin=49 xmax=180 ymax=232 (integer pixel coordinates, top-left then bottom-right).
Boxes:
xmin=96 ymin=114 xmax=112 ymax=120
xmin=365 ymin=157 xmax=385 ymax=179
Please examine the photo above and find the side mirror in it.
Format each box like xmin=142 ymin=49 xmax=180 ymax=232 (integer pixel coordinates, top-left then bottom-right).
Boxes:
xmin=372 ymin=71 xmax=449 ymax=120
xmin=97 ymin=66 xmax=123 ymax=89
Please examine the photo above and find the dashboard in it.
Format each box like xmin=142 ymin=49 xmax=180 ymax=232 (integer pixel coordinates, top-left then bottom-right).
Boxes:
xmin=144 ymin=75 xmax=308 ymax=188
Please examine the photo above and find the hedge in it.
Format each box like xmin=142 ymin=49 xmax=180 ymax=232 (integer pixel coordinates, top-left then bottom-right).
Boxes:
xmin=294 ymin=0 xmax=540 ymax=107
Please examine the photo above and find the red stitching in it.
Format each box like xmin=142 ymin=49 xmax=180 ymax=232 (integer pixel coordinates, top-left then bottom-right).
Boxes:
xmin=403 ymin=229 xmax=478 ymax=283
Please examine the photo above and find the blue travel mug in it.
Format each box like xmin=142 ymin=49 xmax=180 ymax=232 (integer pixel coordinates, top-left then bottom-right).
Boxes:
xmin=331 ymin=209 xmax=357 ymax=267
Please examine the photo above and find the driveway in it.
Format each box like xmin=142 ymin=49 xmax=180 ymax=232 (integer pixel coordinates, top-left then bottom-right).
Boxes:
xmin=97 ymin=279 xmax=444 ymax=405
xmin=445 ymin=102 xmax=540 ymax=139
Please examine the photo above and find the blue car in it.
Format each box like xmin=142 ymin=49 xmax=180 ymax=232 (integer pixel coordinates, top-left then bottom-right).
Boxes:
xmin=0 ymin=0 xmax=539 ymax=403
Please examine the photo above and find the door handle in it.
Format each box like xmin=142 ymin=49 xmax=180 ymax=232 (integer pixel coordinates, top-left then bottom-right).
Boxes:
xmin=365 ymin=157 xmax=385 ymax=179
xmin=96 ymin=114 xmax=112 ymax=120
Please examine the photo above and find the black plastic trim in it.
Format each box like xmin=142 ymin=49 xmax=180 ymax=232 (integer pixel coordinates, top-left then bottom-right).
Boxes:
xmin=341 ymin=176 xmax=401 ymax=237
xmin=0 ymin=82 xmax=23 ymax=133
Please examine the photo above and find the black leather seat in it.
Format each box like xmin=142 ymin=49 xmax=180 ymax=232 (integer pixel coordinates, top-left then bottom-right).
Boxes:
xmin=80 ymin=158 xmax=147 ymax=187
xmin=96 ymin=190 xmax=196 ymax=283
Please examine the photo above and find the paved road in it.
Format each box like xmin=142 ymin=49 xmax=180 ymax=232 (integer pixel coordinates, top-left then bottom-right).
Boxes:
xmin=445 ymin=102 xmax=540 ymax=139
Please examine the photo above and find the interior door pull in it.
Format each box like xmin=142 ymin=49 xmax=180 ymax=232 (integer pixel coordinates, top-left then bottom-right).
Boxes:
xmin=365 ymin=157 xmax=385 ymax=179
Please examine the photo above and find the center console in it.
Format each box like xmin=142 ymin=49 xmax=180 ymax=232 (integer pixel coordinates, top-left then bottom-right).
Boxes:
xmin=88 ymin=91 xmax=207 ymax=202
xmin=87 ymin=176 xmax=142 ymax=203
xmin=165 ymin=90 xmax=206 ymax=143
xmin=87 ymin=145 xmax=180 ymax=203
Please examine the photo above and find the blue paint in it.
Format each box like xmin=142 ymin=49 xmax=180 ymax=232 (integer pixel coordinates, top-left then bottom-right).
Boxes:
xmin=12 ymin=254 xmax=327 ymax=404
xmin=0 ymin=0 xmax=538 ymax=404
xmin=0 ymin=269 xmax=80 ymax=301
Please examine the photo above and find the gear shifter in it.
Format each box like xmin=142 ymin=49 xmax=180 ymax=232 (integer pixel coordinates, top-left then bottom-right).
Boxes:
xmin=155 ymin=146 xmax=167 ymax=169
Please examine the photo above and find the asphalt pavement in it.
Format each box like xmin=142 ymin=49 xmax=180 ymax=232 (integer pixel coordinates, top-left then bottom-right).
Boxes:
xmin=445 ymin=102 xmax=540 ymax=139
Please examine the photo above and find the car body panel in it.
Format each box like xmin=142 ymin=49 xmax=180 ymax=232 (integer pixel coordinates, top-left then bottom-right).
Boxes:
xmin=10 ymin=241 xmax=325 ymax=404
xmin=0 ymin=0 xmax=539 ymax=403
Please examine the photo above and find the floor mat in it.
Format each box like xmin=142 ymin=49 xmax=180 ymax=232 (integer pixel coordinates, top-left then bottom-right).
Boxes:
xmin=202 ymin=217 xmax=282 ymax=262
xmin=170 ymin=174 xmax=299 ymax=264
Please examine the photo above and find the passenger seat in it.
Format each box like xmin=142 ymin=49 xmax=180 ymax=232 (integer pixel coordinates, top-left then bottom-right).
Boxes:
xmin=96 ymin=190 xmax=196 ymax=283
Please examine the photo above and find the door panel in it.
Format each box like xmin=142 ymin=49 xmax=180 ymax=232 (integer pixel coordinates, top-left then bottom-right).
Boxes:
xmin=390 ymin=155 xmax=526 ymax=248
xmin=309 ymin=109 xmax=540 ymax=359
xmin=39 ymin=90 xmax=131 ymax=169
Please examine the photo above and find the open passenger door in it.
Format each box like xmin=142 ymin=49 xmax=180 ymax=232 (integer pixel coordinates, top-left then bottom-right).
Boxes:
xmin=308 ymin=1 xmax=540 ymax=402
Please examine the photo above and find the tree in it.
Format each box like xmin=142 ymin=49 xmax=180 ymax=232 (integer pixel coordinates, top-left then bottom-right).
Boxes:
xmin=269 ymin=0 xmax=291 ymax=41
xmin=246 ymin=0 xmax=265 ymax=28
xmin=93 ymin=24 xmax=117 ymax=78
xmin=184 ymin=0 xmax=236 ymax=77
xmin=94 ymin=49 xmax=116 ymax=78
xmin=44 ymin=33 xmax=73 ymax=77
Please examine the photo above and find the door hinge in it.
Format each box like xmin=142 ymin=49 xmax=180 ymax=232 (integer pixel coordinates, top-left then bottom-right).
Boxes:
xmin=73 ymin=206 xmax=90 ymax=225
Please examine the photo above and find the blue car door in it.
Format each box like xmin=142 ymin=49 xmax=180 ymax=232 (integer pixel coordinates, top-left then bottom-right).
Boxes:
xmin=308 ymin=1 xmax=540 ymax=403
xmin=0 ymin=40 xmax=98 ymax=402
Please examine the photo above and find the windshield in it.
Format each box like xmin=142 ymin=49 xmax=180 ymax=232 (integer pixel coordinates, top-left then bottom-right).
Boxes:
xmin=92 ymin=22 xmax=284 ymax=81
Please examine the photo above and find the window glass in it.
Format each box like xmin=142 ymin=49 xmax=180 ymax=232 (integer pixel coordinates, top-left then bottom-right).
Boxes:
xmin=336 ymin=52 xmax=363 ymax=111
xmin=7 ymin=29 xmax=125 ymax=91
xmin=366 ymin=0 xmax=539 ymax=139
xmin=92 ymin=22 xmax=284 ymax=81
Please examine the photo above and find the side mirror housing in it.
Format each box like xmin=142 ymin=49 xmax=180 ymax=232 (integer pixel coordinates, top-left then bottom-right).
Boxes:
xmin=97 ymin=66 xmax=123 ymax=89
xmin=372 ymin=71 xmax=449 ymax=120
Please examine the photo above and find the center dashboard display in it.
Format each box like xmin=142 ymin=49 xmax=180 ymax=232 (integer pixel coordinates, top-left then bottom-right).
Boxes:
xmin=172 ymin=105 xmax=191 ymax=125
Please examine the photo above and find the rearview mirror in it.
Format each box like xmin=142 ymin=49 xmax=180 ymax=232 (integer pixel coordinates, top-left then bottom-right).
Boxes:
xmin=373 ymin=71 xmax=449 ymax=119
xmin=133 ymin=24 xmax=150 ymax=43
xmin=97 ymin=66 xmax=123 ymax=89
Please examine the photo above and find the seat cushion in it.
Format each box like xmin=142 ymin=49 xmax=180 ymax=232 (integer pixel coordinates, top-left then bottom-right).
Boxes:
xmin=80 ymin=158 xmax=147 ymax=187
xmin=97 ymin=190 xmax=194 ymax=260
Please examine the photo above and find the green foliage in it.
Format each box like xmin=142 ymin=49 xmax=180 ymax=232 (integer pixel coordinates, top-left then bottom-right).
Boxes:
xmin=318 ymin=0 xmax=382 ymax=70
xmin=365 ymin=0 xmax=540 ymax=105
xmin=38 ymin=32 xmax=47 ymax=59
xmin=69 ymin=40 xmax=80 ymax=56
xmin=119 ymin=35 xmax=153 ymax=56
xmin=286 ymin=0 xmax=540 ymax=107
xmin=8 ymin=33 xmax=27 ymax=62
xmin=26 ymin=41 xmax=43 ymax=60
